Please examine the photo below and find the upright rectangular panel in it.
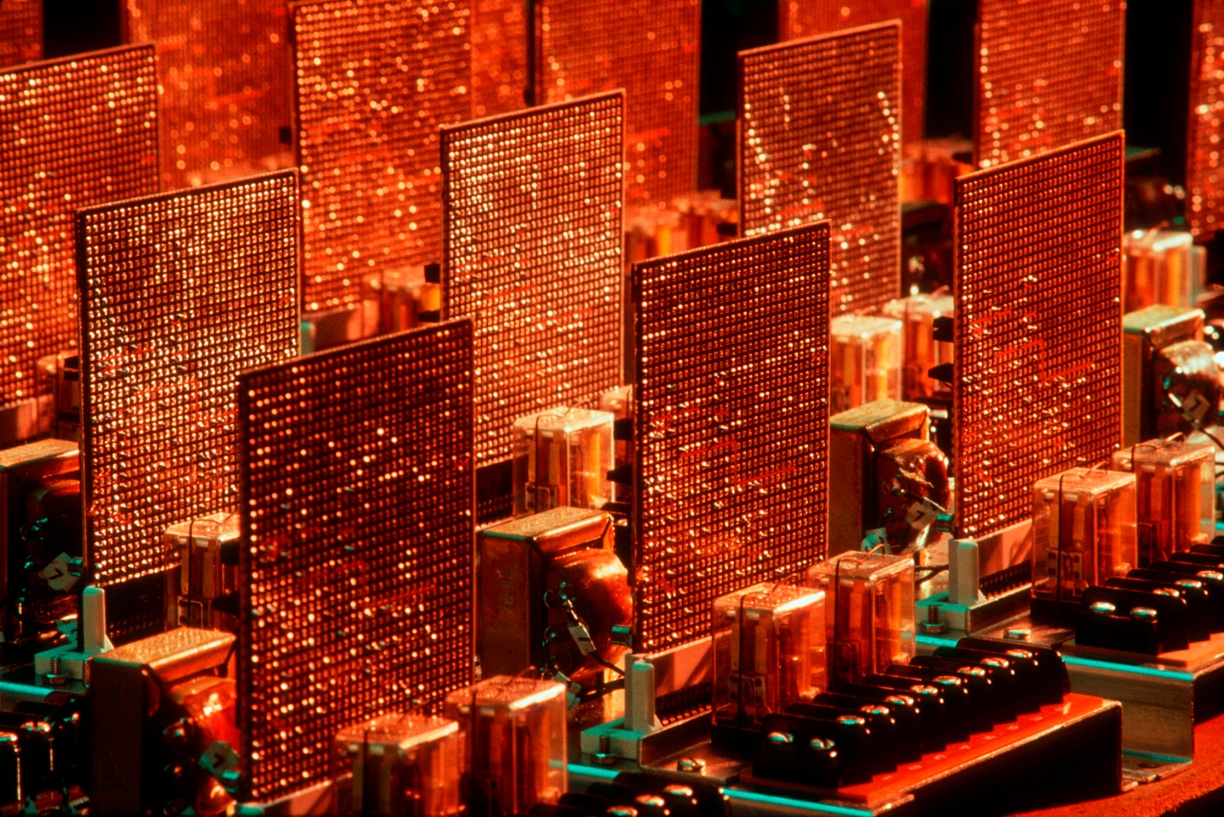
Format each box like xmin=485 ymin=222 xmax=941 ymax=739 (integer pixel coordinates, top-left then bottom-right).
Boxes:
xmin=1189 ymin=0 xmax=1224 ymax=238
xmin=238 ymin=321 xmax=474 ymax=803
xmin=633 ymin=224 xmax=830 ymax=652
xmin=292 ymin=0 xmax=471 ymax=311
xmin=472 ymin=0 xmax=527 ymax=117
xmin=954 ymin=134 xmax=1124 ymax=538
xmin=121 ymin=0 xmax=292 ymax=190
xmin=739 ymin=24 xmax=901 ymax=316
xmin=534 ymin=0 xmax=699 ymax=207
xmin=0 ymin=45 xmax=158 ymax=409
xmin=77 ymin=171 xmax=301 ymax=588
xmin=0 ymin=0 xmax=41 ymax=66
xmin=777 ymin=0 xmax=927 ymax=146
xmin=442 ymin=94 xmax=623 ymax=465
xmin=975 ymin=0 xmax=1124 ymax=169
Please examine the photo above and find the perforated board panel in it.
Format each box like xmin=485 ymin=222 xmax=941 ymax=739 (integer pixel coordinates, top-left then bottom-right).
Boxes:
xmin=0 ymin=46 xmax=157 ymax=408
xmin=738 ymin=24 xmax=901 ymax=316
xmin=238 ymin=320 xmax=474 ymax=803
xmin=534 ymin=0 xmax=699 ymax=207
xmin=292 ymin=0 xmax=471 ymax=311
xmin=77 ymin=171 xmax=301 ymax=587
xmin=1189 ymin=0 xmax=1224 ymax=238
xmin=633 ymin=223 xmax=830 ymax=652
xmin=777 ymin=0 xmax=927 ymax=146
xmin=472 ymin=0 xmax=526 ymax=117
xmin=0 ymin=0 xmax=42 ymax=66
xmin=954 ymin=133 xmax=1124 ymax=539
xmin=975 ymin=0 xmax=1124 ymax=169
xmin=121 ymin=0 xmax=292 ymax=190
xmin=442 ymin=93 xmax=623 ymax=465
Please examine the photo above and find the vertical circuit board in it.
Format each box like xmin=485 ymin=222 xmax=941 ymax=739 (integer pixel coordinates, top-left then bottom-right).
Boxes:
xmin=472 ymin=0 xmax=527 ymax=117
xmin=121 ymin=0 xmax=292 ymax=190
xmin=975 ymin=0 xmax=1124 ymax=169
xmin=238 ymin=321 xmax=474 ymax=803
xmin=77 ymin=171 xmax=301 ymax=587
xmin=633 ymin=223 xmax=830 ymax=652
xmin=954 ymin=133 xmax=1124 ymax=538
xmin=291 ymin=0 xmax=472 ymax=311
xmin=0 ymin=0 xmax=42 ymax=66
xmin=534 ymin=0 xmax=699 ymax=207
xmin=777 ymin=0 xmax=928 ymax=146
xmin=1189 ymin=0 xmax=1224 ymax=238
xmin=739 ymin=23 xmax=901 ymax=316
xmin=442 ymin=93 xmax=623 ymax=466
xmin=0 ymin=45 xmax=158 ymax=408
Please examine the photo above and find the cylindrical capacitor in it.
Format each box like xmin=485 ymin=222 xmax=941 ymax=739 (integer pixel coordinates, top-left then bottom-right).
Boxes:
xmin=0 ymin=732 xmax=20 ymax=805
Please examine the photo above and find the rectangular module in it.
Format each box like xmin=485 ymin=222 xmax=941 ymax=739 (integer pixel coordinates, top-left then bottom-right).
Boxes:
xmin=1189 ymin=0 xmax=1224 ymax=238
xmin=0 ymin=0 xmax=41 ymax=66
xmin=238 ymin=321 xmax=474 ymax=803
xmin=471 ymin=0 xmax=527 ymax=117
xmin=633 ymin=223 xmax=831 ymax=652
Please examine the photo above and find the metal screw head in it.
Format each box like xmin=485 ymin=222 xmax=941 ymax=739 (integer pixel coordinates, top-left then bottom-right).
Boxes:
xmin=1130 ymin=606 xmax=1159 ymax=621
xmin=766 ymin=731 xmax=794 ymax=745
xmin=1004 ymin=627 xmax=1031 ymax=640
xmin=676 ymin=756 xmax=706 ymax=773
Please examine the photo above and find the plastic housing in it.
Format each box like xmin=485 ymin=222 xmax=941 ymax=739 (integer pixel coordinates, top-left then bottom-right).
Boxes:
xmin=882 ymin=291 xmax=954 ymax=401
xmin=163 ymin=511 xmax=239 ymax=632
xmin=1111 ymin=438 xmax=1214 ymax=566
xmin=512 ymin=408 xmax=615 ymax=516
xmin=1122 ymin=229 xmax=1204 ymax=313
xmin=333 ymin=714 xmax=463 ymax=817
xmin=829 ymin=315 xmax=903 ymax=414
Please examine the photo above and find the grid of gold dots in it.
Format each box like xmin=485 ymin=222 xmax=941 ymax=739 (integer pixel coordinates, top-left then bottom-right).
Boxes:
xmin=534 ymin=0 xmax=699 ymax=207
xmin=739 ymin=24 xmax=901 ymax=316
xmin=237 ymin=321 xmax=474 ymax=803
xmin=0 ymin=0 xmax=42 ymax=67
xmin=954 ymin=134 xmax=1124 ymax=539
xmin=1189 ymin=0 xmax=1224 ymax=239
xmin=292 ymin=0 xmax=471 ymax=312
xmin=471 ymin=0 xmax=526 ymax=117
xmin=77 ymin=171 xmax=300 ymax=587
xmin=121 ymin=0 xmax=292 ymax=190
xmin=0 ymin=45 xmax=158 ymax=408
xmin=633 ymin=223 xmax=830 ymax=652
xmin=442 ymin=93 xmax=623 ymax=465
xmin=976 ymin=0 xmax=1124 ymax=169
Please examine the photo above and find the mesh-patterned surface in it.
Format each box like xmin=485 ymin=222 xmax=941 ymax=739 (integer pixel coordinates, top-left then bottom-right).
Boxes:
xmin=633 ymin=223 xmax=830 ymax=652
xmin=442 ymin=93 xmax=623 ymax=465
xmin=975 ymin=0 xmax=1124 ymax=169
xmin=121 ymin=0 xmax=292 ymax=190
xmin=739 ymin=24 xmax=901 ymax=316
xmin=1189 ymin=0 xmax=1224 ymax=238
xmin=954 ymin=134 xmax=1124 ymax=539
xmin=238 ymin=321 xmax=474 ymax=803
xmin=777 ymin=0 xmax=927 ymax=146
xmin=77 ymin=171 xmax=300 ymax=587
xmin=472 ymin=0 xmax=526 ymax=117
xmin=292 ymin=0 xmax=471 ymax=311
xmin=0 ymin=0 xmax=41 ymax=67
xmin=534 ymin=0 xmax=699 ymax=207
xmin=0 ymin=46 xmax=158 ymax=408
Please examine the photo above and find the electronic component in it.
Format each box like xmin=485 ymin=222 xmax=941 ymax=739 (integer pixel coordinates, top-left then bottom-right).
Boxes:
xmin=0 ymin=0 xmax=41 ymax=66
xmin=829 ymin=315 xmax=903 ymax=414
xmin=633 ymin=224 xmax=830 ymax=651
xmin=512 ymin=408 xmax=615 ymax=516
xmin=1122 ymin=230 xmax=1205 ymax=313
xmin=333 ymin=714 xmax=463 ymax=817
xmin=1111 ymin=437 xmax=1215 ymax=566
xmin=445 ymin=676 xmax=567 ymax=816
xmin=533 ymin=0 xmax=699 ymax=206
xmin=364 ymin=266 xmax=443 ymax=337
xmin=882 ymin=291 xmax=954 ymax=402
xmin=237 ymin=321 xmax=474 ymax=804
xmin=1030 ymin=467 xmax=1138 ymax=613
xmin=711 ymin=580 xmax=826 ymax=730
xmin=738 ymin=22 xmax=901 ymax=316
xmin=1122 ymin=305 xmax=1219 ymax=445
xmin=1188 ymin=0 xmax=1224 ymax=238
xmin=954 ymin=133 xmax=1124 ymax=539
xmin=807 ymin=550 xmax=915 ymax=688
xmin=164 ymin=512 xmax=239 ymax=633
xmin=975 ymin=0 xmax=1124 ymax=168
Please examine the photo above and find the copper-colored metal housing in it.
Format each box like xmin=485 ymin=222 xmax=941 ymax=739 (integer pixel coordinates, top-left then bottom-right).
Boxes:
xmin=1189 ymin=0 xmax=1224 ymax=238
xmin=121 ymin=0 xmax=292 ymax=190
xmin=954 ymin=133 xmax=1125 ymax=539
xmin=237 ymin=321 xmax=474 ymax=803
xmin=777 ymin=0 xmax=928 ymax=146
xmin=442 ymin=93 xmax=624 ymax=466
xmin=633 ymin=223 xmax=831 ymax=652
xmin=534 ymin=0 xmax=699 ymax=207
xmin=0 ymin=0 xmax=41 ymax=67
xmin=0 ymin=45 xmax=158 ymax=408
xmin=291 ymin=0 xmax=472 ymax=311
xmin=738 ymin=23 xmax=901 ymax=316
xmin=77 ymin=171 xmax=301 ymax=588
xmin=975 ymin=0 xmax=1124 ymax=169
xmin=472 ymin=0 xmax=527 ymax=117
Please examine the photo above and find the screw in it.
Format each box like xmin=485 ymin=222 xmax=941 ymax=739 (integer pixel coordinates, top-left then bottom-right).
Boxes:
xmin=920 ymin=604 xmax=945 ymax=634
xmin=676 ymin=757 xmax=706 ymax=773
